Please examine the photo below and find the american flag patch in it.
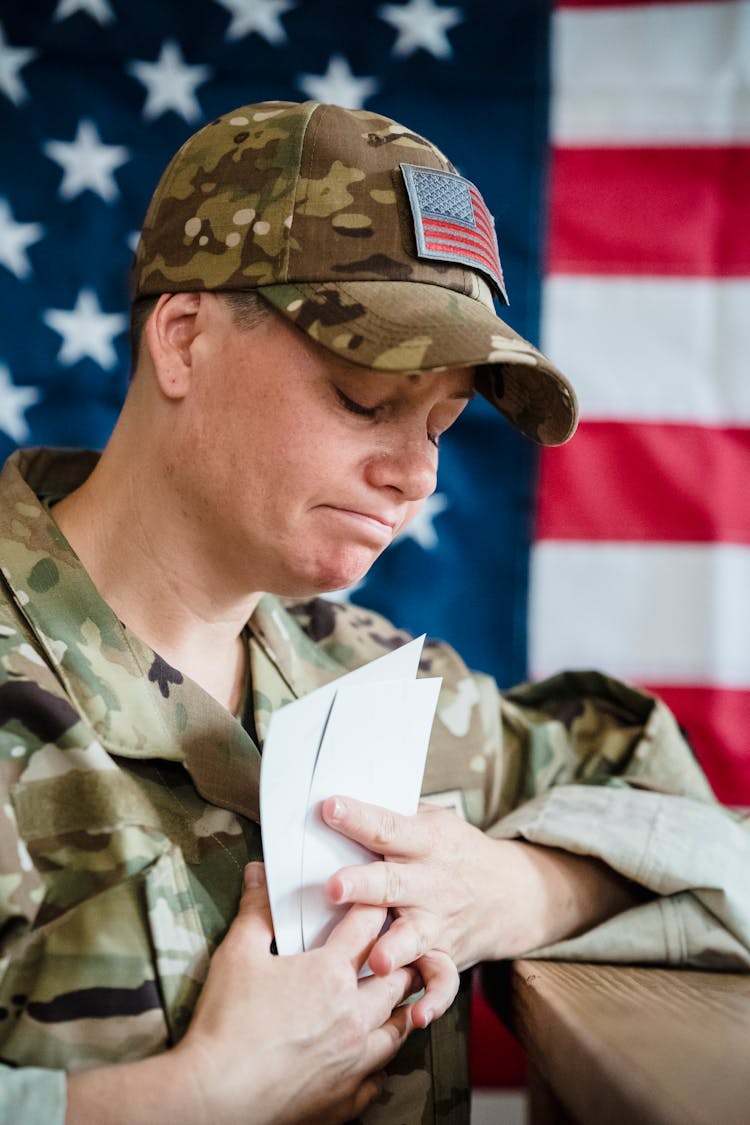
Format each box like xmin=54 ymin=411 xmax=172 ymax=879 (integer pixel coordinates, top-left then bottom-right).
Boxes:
xmin=400 ymin=163 xmax=508 ymax=303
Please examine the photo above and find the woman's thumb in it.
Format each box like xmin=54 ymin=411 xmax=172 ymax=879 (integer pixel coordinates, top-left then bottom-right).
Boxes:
xmin=234 ymin=862 xmax=274 ymax=948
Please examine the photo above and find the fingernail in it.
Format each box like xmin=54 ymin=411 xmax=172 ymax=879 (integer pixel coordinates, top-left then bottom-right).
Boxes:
xmin=328 ymin=877 xmax=353 ymax=904
xmin=331 ymin=878 xmax=351 ymax=903
xmin=244 ymin=863 xmax=266 ymax=888
xmin=421 ymin=1007 xmax=433 ymax=1027
xmin=330 ymin=797 xmax=346 ymax=821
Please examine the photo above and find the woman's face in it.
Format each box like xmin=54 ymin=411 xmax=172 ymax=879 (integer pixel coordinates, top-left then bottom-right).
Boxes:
xmin=174 ymin=297 xmax=475 ymax=598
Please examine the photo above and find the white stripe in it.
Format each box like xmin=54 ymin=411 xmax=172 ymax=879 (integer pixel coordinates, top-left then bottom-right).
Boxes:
xmin=529 ymin=542 xmax=750 ymax=687
xmin=553 ymin=2 xmax=750 ymax=144
xmin=542 ymin=276 xmax=750 ymax=424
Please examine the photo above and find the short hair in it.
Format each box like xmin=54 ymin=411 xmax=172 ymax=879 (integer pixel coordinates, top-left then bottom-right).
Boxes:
xmin=128 ymin=290 xmax=272 ymax=371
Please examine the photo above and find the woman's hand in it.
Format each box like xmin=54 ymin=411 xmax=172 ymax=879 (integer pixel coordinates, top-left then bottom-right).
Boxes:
xmin=175 ymin=862 xmax=444 ymax=1124
xmin=322 ymin=796 xmax=642 ymax=977
xmin=67 ymin=862 xmax=459 ymax=1125
xmin=323 ymin=797 xmax=513 ymax=975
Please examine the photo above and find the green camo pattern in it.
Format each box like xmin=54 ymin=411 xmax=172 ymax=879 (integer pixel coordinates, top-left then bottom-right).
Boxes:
xmin=0 ymin=449 xmax=715 ymax=1120
xmin=132 ymin=100 xmax=578 ymax=446
xmin=133 ymin=101 xmax=488 ymax=304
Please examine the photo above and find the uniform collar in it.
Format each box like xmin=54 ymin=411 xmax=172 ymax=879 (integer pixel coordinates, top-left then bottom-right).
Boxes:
xmin=0 ymin=449 xmax=344 ymax=821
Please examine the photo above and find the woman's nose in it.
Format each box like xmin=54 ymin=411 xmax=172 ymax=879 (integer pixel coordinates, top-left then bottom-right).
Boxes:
xmin=364 ymin=440 xmax=438 ymax=501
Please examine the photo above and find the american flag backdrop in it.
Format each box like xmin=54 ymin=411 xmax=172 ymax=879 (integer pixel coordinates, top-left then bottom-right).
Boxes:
xmin=0 ymin=0 xmax=748 ymax=1093
xmin=534 ymin=0 xmax=750 ymax=808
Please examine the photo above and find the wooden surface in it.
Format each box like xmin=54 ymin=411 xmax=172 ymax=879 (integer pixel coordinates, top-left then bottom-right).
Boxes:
xmin=511 ymin=960 xmax=750 ymax=1125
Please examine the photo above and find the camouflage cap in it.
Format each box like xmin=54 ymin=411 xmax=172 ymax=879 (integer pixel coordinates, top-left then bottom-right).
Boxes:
xmin=132 ymin=100 xmax=578 ymax=445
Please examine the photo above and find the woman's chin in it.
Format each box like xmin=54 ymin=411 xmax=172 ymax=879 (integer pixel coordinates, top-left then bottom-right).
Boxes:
xmin=303 ymin=552 xmax=379 ymax=598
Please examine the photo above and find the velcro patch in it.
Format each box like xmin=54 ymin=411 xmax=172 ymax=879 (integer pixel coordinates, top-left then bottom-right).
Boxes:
xmin=401 ymin=163 xmax=508 ymax=303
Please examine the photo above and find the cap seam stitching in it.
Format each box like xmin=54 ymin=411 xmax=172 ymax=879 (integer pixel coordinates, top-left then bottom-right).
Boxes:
xmin=284 ymin=102 xmax=321 ymax=283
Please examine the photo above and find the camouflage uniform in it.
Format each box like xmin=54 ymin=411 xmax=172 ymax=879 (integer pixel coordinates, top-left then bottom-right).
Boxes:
xmin=1 ymin=447 xmax=749 ymax=1122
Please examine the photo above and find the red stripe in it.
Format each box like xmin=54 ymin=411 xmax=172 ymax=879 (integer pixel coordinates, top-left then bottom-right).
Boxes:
xmin=469 ymin=189 xmax=497 ymax=242
xmin=641 ymin=684 xmax=750 ymax=806
xmin=423 ymin=214 xmax=495 ymax=253
xmin=470 ymin=201 xmax=492 ymax=232
xmin=423 ymin=238 xmax=500 ymax=278
xmin=423 ymin=218 xmax=490 ymax=249
xmin=536 ymin=422 xmax=750 ymax=543
xmin=422 ymin=221 xmax=499 ymax=267
xmin=470 ymin=211 xmax=494 ymax=243
xmin=548 ymin=147 xmax=750 ymax=277
xmin=470 ymin=189 xmax=506 ymax=288
xmin=471 ymin=980 xmax=526 ymax=1087
xmin=422 ymin=222 xmax=500 ymax=270
xmin=424 ymin=242 xmax=500 ymax=279
xmin=468 ymin=191 xmax=493 ymax=232
xmin=419 ymin=184 xmax=503 ymax=280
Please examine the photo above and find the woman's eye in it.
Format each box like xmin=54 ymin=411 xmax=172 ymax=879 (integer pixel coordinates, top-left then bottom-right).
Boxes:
xmin=336 ymin=388 xmax=378 ymax=418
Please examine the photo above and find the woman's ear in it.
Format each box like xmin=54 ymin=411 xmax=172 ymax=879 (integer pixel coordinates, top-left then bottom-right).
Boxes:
xmin=145 ymin=292 xmax=202 ymax=399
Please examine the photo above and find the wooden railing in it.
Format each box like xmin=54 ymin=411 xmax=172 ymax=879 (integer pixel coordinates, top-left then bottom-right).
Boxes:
xmin=507 ymin=960 xmax=750 ymax=1125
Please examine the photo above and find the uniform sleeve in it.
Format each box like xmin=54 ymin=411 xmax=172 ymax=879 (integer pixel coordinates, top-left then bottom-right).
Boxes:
xmin=0 ymin=642 xmax=70 ymax=1122
xmin=481 ymin=670 xmax=750 ymax=970
xmin=412 ymin=631 xmax=750 ymax=969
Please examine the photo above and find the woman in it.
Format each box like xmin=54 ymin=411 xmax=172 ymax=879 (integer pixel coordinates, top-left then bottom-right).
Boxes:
xmin=1 ymin=100 xmax=747 ymax=1124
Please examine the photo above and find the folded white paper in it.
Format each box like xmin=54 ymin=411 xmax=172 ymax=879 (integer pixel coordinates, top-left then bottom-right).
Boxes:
xmin=300 ymin=675 xmax=442 ymax=951
xmin=259 ymin=635 xmax=441 ymax=957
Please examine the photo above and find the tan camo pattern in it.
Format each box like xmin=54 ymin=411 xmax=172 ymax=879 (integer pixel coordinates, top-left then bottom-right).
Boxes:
xmin=0 ymin=449 xmax=719 ymax=1121
xmin=132 ymin=100 xmax=578 ymax=445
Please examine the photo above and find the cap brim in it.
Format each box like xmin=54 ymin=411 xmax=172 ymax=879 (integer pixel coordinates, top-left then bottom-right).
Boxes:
xmin=257 ymin=280 xmax=578 ymax=446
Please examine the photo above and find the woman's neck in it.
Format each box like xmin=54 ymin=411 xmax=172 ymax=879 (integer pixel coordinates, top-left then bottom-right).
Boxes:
xmin=52 ymin=446 xmax=261 ymax=713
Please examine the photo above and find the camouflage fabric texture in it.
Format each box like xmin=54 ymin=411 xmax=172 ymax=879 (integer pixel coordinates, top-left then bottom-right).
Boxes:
xmin=1 ymin=448 xmax=749 ymax=1125
xmin=132 ymin=100 xmax=577 ymax=446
